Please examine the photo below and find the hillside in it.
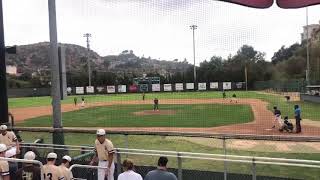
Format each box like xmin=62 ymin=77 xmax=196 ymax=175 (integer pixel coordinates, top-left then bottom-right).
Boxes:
xmin=6 ymin=42 xmax=191 ymax=77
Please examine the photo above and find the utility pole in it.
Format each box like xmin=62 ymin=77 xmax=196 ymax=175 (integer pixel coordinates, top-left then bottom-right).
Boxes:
xmin=245 ymin=65 xmax=248 ymax=91
xmin=48 ymin=0 xmax=62 ymax=129
xmin=0 ymin=0 xmax=8 ymax=124
xmin=306 ymin=7 xmax=310 ymax=85
xmin=83 ymin=33 xmax=92 ymax=86
xmin=190 ymin=25 xmax=197 ymax=87
xmin=48 ymin=0 xmax=65 ymax=155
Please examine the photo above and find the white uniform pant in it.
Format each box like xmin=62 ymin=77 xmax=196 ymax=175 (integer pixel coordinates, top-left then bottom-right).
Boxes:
xmin=98 ymin=160 xmax=114 ymax=180
xmin=275 ymin=115 xmax=282 ymax=127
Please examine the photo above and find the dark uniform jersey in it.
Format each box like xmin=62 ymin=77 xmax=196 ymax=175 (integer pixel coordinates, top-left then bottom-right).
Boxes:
xmin=274 ymin=109 xmax=281 ymax=116
xmin=16 ymin=165 xmax=41 ymax=180
xmin=154 ymin=99 xmax=159 ymax=105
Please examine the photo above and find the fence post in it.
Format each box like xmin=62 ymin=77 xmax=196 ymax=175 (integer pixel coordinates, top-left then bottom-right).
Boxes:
xmin=223 ymin=137 xmax=227 ymax=180
xmin=125 ymin=134 xmax=128 ymax=158
xmin=177 ymin=152 xmax=183 ymax=180
xmin=116 ymin=149 xmax=122 ymax=176
xmin=252 ymin=157 xmax=256 ymax=180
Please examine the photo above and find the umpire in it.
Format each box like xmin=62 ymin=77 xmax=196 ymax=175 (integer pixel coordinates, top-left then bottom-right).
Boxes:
xmin=294 ymin=105 xmax=302 ymax=133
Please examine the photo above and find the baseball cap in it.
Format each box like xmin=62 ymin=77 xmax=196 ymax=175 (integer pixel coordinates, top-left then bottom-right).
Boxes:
xmin=24 ymin=151 xmax=36 ymax=160
xmin=5 ymin=148 xmax=16 ymax=158
xmin=0 ymin=144 xmax=6 ymax=153
xmin=96 ymin=129 xmax=106 ymax=136
xmin=47 ymin=152 xmax=57 ymax=159
xmin=62 ymin=155 xmax=72 ymax=162
xmin=0 ymin=125 xmax=7 ymax=130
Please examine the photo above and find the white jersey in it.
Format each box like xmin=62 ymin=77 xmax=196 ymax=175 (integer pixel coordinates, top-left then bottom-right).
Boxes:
xmin=118 ymin=170 xmax=143 ymax=180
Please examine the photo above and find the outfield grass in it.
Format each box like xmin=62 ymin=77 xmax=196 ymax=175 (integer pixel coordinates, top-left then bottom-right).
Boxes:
xmin=9 ymin=91 xmax=243 ymax=108
xmin=10 ymin=91 xmax=320 ymax=121
xmin=18 ymin=104 xmax=253 ymax=127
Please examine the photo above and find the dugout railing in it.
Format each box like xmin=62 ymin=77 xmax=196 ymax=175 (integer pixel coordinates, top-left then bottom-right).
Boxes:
xmin=18 ymin=143 xmax=320 ymax=180
xmin=13 ymin=127 xmax=320 ymax=180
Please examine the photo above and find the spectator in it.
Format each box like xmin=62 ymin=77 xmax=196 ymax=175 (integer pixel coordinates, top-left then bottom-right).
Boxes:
xmin=0 ymin=124 xmax=20 ymax=157
xmin=43 ymin=152 xmax=64 ymax=180
xmin=59 ymin=155 xmax=73 ymax=180
xmin=118 ymin=159 xmax=142 ymax=180
xmin=0 ymin=144 xmax=9 ymax=180
xmin=90 ymin=129 xmax=115 ymax=180
xmin=16 ymin=151 xmax=41 ymax=180
xmin=294 ymin=105 xmax=302 ymax=133
xmin=144 ymin=156 xmax=177 ymax=180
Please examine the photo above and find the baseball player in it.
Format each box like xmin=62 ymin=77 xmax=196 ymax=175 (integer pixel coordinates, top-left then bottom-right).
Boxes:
xmin=59 ymin=155 xmax=73 ymax=180
xmin=74 ymin=97 xmax=77 ymax=106
xmin=142 ymin=92 xmax=145 ymax=101
xmin=230 ymin=93 xmax=237 ymax=103
xmin=272 ymin=106 xmax=282 ymax=129
xmin=153 ymin=98 xmax=159 ymax=111
xmin=90 ymin=129 xmax=115 ymax=180
xmin=0 ymin=144 xmax=9 ymax=180
xmin=16 ymin=151 xmax=41 ymax=180
xmin=81 ymin=97 xmax=85 ymax=107
xmin=43 ymin=152 xmax=64 ymax=180
xmin=0 ymin=125 xmax=20 ymax=157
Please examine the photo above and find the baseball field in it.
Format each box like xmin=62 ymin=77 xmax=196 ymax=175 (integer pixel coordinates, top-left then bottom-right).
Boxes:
xmin=9 ymin=91 xmax=320 ymax=135
xmin=8 ymin=91 xmax=320 ymax=179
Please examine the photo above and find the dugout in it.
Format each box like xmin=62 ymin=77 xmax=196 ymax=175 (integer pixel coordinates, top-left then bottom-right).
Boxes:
xmin=301 ymin=85 xmax=320 ymax=103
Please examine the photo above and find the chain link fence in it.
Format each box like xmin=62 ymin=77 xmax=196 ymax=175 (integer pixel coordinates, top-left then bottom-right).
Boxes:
xmin=13 ymin=128 xmax=320 ymax=180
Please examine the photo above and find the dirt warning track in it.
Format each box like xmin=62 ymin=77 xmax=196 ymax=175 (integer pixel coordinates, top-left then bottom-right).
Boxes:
xmin=10 ymin=98 xmax=320 ymax=136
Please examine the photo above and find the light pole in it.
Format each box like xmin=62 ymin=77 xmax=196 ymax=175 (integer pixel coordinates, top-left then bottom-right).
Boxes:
xmin=306 ymin=7 xmax=310 ymax=85
xmin=190 ymin=25 xmax=197 ymax=86
xmin=83 ymin=33 xmax=92 ymax=86
xmin=0 ymin=0 xmax=8 ymax=124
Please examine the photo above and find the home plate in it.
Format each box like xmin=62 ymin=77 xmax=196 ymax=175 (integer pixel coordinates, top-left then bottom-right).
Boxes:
xmin=265 ymin=128 xmax=273 ymax=131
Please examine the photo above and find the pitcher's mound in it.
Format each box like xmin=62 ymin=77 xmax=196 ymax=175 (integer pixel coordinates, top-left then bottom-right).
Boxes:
xmin=133 ymin=110 xmax=176 ymax=116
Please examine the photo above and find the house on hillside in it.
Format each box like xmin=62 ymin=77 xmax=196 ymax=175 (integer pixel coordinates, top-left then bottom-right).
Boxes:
xmin=301 ymin=21 xmax=320 ymax=42
xmin=6 ymin=65 xmax=17 ymax=75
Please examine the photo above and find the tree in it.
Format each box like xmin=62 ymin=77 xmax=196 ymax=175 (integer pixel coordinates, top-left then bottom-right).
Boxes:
xmin=271 ymin=43 xmax=300 ymax=64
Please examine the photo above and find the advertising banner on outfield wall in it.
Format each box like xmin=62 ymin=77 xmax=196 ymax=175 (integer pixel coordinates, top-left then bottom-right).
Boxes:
xmin=163 ymin=84 xmax=172 ymax=91
xmin=139 ymin=84 xmax=148 ymax=92
xmin=198 ymin=83 xmax=207 ymax=90
xmin=96 ymin=87 xmax=105 ymax=93
xmin=210 ymin=82 xmax=219 ymax=89
xmin=129 ymin=85 xmax=138 ymax=93
xmin=118 ymin=85 xmax=127 ymax=93
xmin=186 ymin=83 xmax=194 ymax=90
xmin=152 ymin=84 xmax=161 ymax=92
xmin=223 ymin=82 xmax=232 ymax=90
xmin=175 ymin=83 xmax=184 ymax=91
xmin=107 ymin=86 xmax=116 ymax=93
xmin=236 ymin=82 xmax=245 ymax=89
xmin=86 ymin=86 xmax=95 ymax=93
xmin=76 ymin=87 xmax=84 ymax=94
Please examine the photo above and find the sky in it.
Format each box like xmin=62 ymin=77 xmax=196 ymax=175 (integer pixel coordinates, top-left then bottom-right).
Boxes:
xmin=3 ymin=0 xmax=320 ymax=65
